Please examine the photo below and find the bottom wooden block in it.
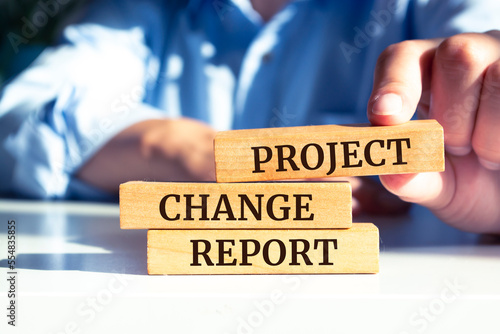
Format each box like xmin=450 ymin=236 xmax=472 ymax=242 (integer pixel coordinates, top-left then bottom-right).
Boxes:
xmin=147 ymin=223 xmax=379 ymax=275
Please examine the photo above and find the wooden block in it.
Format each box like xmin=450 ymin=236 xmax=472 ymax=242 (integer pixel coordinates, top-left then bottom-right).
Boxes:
xmin=147 ymin=223 xmax=379 ymax=275
xmin=120 ymin=181 xmax=351 ymax=229
xmin=214 ymin=119 xmax=444 ymax=182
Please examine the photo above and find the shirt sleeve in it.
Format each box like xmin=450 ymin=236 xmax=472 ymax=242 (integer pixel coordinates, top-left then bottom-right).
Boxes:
xmin=411 ymin=0 xmax=500 ymax=38
xmin=0 ymin=0 xmax=167 ymax=200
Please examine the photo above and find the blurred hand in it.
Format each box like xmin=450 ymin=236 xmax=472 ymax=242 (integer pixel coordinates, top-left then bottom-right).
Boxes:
xmin=302 ymin=177 xmax=410 ymax=217
xmin=367 ymin=31 xmax=500 ymax=233
xmin=77 ymin=117 xmax=216 ymax=194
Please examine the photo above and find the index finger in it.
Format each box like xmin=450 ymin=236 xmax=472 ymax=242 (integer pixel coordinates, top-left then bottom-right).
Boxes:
xmin=367 ymin=39 xmax=440 ymax=126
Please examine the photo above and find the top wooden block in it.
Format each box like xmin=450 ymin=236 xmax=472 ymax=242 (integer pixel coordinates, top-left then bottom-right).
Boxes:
xmin=214 ymin=120 xmax=444 ymax=182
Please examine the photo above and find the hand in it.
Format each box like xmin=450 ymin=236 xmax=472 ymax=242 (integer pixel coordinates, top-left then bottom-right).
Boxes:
xmin=367 ymin=31 xmax=500 ymax=233
xmin=305 ymin=177 xmax=410 ymax=217
xmin=77 ymin=117 xmax=216 ymax=194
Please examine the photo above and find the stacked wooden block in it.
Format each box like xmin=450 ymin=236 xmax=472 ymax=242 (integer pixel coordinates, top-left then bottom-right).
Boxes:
xmin=120 ymin=120 xmax=444 ymax=275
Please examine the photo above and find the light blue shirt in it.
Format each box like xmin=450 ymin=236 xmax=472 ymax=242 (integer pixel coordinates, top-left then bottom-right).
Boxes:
xmin=1 ymin=0 xmax=499 ymax=200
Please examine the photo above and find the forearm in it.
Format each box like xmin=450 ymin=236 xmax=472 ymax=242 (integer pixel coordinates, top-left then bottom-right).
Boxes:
xmin=76 ymin=118 xmax=216 ymax=194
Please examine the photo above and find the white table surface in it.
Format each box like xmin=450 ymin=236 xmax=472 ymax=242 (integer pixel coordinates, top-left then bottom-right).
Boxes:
xmin=0 ymin=199 xmax=499 ymax=334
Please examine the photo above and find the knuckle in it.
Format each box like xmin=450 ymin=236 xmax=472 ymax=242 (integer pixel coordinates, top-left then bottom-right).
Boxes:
xmin=436 ymin=35 xmax=484 ymax=73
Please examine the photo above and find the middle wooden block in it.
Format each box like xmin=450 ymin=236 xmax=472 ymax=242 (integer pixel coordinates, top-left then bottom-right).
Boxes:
xmin=120 ymin=181 xmax=351 ymax=229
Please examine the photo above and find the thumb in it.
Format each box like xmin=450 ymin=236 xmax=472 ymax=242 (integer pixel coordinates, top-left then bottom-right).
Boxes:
xmin=379 ymin=158 xmax=454 ymax=211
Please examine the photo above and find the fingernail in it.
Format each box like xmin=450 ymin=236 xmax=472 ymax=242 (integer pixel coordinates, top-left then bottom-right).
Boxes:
xmin=372 ymin=93 xmax=403 ymax=116
xmin=446 ymin=145 xmax=471 ymax=156
xmin=478 ymin=157 xmax=500 ymax=170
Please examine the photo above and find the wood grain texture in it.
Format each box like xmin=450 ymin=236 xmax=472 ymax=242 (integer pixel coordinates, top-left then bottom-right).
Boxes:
xmin=120 ymin=181 xmax=352 ymax=229
xmin=214 ymin=120 xmax=444 ymax=182
xmin=147 ymin=223 xmax=379 ymax=275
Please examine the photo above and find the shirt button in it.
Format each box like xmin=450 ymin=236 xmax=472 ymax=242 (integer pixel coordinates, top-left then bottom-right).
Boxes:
xmin=262 ymin=52 xmax=273 ymax=63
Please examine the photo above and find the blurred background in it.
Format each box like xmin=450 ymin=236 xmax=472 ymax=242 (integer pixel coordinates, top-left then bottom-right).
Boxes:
xmin=0 ymin=0 xmax=86 ymax=85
